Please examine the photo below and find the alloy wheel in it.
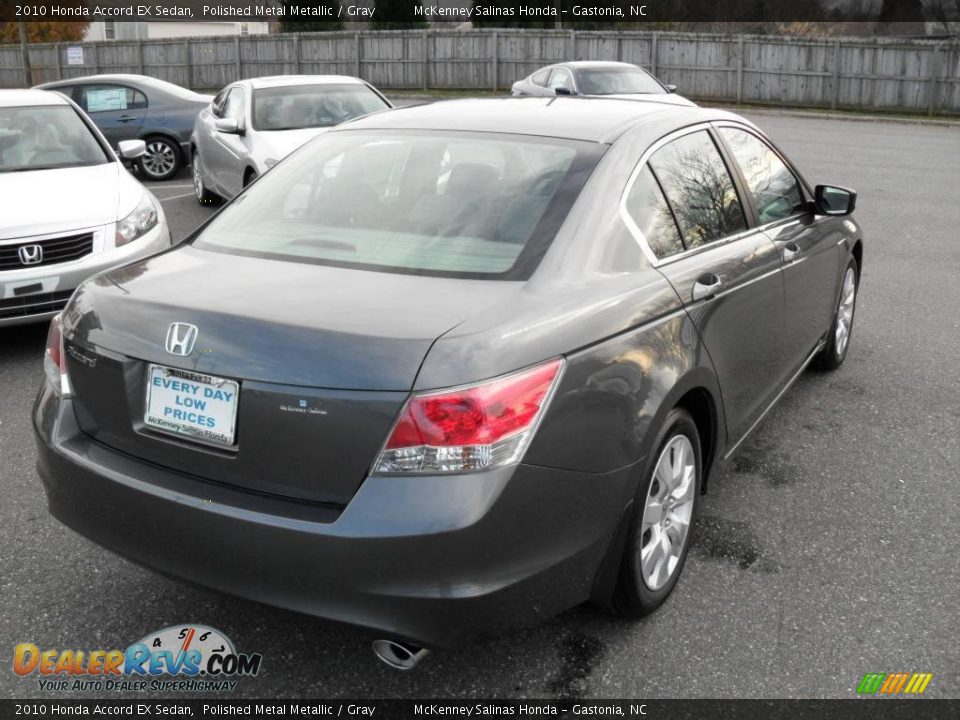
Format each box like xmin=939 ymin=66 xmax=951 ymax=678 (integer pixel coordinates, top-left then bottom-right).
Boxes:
xmin=193 ymin=158 xmax=204 ymax=200
xmin=835 ymin=267 xmax=856 ymax=357
xmin=639 ymin=434 xmax=697 ymax=591
xmin=141 ymin=141 xmax=176 ymax=179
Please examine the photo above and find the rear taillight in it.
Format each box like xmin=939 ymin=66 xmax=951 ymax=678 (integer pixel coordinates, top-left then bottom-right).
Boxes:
xmin=373 ymin=358 xmax=564 ymax=474
xmin=44 ymin=314 xmax=71 ymax=396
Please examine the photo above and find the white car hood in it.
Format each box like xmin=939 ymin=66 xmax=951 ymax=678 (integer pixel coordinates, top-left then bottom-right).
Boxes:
xmin=0 ymin=163 xmax=123 ymax=240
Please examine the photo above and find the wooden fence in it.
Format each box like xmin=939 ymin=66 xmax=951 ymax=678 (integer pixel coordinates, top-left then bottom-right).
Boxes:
xmin=1 ymin=29 xmax=958 ymax=116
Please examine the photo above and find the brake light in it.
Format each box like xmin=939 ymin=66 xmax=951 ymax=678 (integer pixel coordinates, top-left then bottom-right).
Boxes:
xmin=374 ymin=358 xmax=564 ymax=474
xmin=44 ymin=314 xmax=71 ymax=396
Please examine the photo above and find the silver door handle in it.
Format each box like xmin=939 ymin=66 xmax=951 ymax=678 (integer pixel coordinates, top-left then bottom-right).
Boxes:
xmin=692 ymin=275 xmax=722 ymax=302
xmin=783 ymin=242 xmax=801 ymax=262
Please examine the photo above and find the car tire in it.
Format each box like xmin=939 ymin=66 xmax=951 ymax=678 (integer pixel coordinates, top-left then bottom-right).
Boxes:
xmin=612 ymin=407 xmax=701 ymax=618
xmin=815 ymin=258 xmax=859 ymax=371
xmin=193 ymin=153 xmax=221 ymax=206
xmin=138 ymin=136 xmax=182 ymax=182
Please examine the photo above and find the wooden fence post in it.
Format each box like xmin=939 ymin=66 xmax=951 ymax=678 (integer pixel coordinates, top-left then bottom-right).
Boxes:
xmin=569 ymin=29 xmax=576 ymax=60
xmin=55 ymin=43 xmax=63 ymax=80
xmin=354 ymin=33 xmax=361 ymax=78
xmin=293 ymin=34 xmax=301 ymax=74
xmin=137 ymin=39 xmax=144 ymax=75
xmin=184 ymin=39 xmax=193 ymax=89
xmin=831 ymin=37 xmax=841 ymax=109
xmin=422 ymin=28 xmax=429 ymax=90
xmin=737 ymin=35 xmax=744 ymax=104
xmin=234 ymin=36 xmax=241 ymax=81
xmin=927 ymin=44 xmax=942 ymax=116
xmin=492 ymin=30 xmax=499 ymax=91
xmin=650 ymin=33 xmax=658 ymax=76
xmin=92 ymin=42 xmax=99 ymax=73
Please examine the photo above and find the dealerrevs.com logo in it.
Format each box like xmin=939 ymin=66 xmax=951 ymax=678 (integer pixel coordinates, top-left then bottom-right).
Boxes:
xmin=13 ymin=624 xmax=262 ymax=693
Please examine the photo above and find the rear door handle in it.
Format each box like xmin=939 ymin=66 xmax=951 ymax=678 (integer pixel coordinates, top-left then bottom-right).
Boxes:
xmin=692 ymin=273 xmax=722 ymax=302
xmin=118 ymin=115 xmax=138 ymax=123
xmin=783 ymin=242 xmax=801 ymax=263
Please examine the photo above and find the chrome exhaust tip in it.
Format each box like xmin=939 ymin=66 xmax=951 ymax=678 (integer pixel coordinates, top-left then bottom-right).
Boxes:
xmin=372 ymin=639 xmax=430 ymax=670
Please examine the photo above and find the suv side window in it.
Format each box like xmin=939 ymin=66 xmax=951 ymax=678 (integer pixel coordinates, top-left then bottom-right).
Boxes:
xmin=80 ymin=85 xmax=147 ymax=113
xmin=624 ymin=166 xmax=684 ymax=260
xmin=719 ymin=127 xmax=804 ymax=225
xmin=649 ymin=130 xmax=747 ymax=249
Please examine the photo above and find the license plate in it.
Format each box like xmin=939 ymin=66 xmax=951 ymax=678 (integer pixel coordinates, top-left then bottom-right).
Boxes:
xmin=144 ymin=365 xmax=239 ymax=446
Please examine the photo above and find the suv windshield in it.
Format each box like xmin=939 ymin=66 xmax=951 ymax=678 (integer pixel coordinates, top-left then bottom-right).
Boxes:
xmin=0 ymin=105 xmax=110 ymax=173
xmin=576 ymin=67 xmax=666 ymax=95
xmin=252 ymin=84 xmax=388 ymax=131
xmin=194 ymin=130 xmax=600 ymax=279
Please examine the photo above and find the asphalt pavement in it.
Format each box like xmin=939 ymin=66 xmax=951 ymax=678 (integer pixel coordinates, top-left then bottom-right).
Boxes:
xmin=1 ymin=112 xmax=958 ymax=700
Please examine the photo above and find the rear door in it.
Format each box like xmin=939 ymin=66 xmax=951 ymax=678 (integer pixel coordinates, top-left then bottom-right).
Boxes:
xmin=622 ymin=127 xmax=787 ymax=443
xmin=715 ymin=124 xmax=841 ymax=374
xmin=78 ymin=84 xmax=147 ymax=147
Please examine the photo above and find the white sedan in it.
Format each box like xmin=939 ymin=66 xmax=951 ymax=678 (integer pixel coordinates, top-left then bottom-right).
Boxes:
xmin=0 ymin=89 xmax=170 ymax=327
xmin=190 ymin=75 xmax=392 ymax=204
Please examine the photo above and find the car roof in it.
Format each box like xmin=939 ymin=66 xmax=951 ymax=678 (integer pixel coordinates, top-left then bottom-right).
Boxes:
xmin=343 ymin=96 xmax=725 ymax=144
xmin=558 ymin=61 xmax=641 ymax=70
xmin=0 ymin=89 xmax=70 ymax=107
xmin=240 ymin=75 xmax=366 ymax=89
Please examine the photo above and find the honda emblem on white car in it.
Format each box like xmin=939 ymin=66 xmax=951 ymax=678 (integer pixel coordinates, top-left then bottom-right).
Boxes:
xmin=18 ymin=244 xmax=43 ymax=266
xmin=165 ymin=323 xmax=199 ymax=356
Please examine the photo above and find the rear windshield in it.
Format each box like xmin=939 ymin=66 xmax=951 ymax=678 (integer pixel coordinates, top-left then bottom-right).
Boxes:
xmin=252 ymin=84 xmax=388 ymax=131
xmin=576 ymin=67 xmax=666 ymax=95
xmin=0 ymin=105 xmax=109 ymax=173
xmin=193 ymin=130 xmax=601 ymax=279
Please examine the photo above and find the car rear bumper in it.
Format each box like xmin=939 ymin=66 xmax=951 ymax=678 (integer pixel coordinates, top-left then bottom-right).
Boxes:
xmin=0 ymin=222 xmax=170 ymax=327
xmin=33 ymin=386 xmax=638 ymax=648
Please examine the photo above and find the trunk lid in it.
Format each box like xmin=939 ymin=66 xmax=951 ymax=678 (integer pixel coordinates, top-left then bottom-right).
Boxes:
xmin=63 ymin=247 xmax=521 ymax=504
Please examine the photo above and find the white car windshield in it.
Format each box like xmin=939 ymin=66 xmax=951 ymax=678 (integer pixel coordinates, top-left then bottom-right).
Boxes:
xmin=576 ymin=67 xmax=666 ymax=95
xmin=194 ymin=130 xmax=599 ymax=279
xmin=251 ymin=84 xmax=388 ymax=131
xmin=0 ymin=105 xmax=110 ymax=173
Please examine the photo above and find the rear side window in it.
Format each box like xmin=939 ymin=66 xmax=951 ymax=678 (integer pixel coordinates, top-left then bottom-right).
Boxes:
xmin=80 ymin=85 xmax=147 ymax=113
xmin=648 ymin=131 xmax=747 ymax=249
xmin=719 ymin=127 xmax=804 ymax=225
xmin=532 ymin=69 xmax=550 ymax=86
xmin=624 ymin=166 xmax=684 ymax=260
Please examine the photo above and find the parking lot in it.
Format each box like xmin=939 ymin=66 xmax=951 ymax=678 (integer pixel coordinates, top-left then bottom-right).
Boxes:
xmin=1 ymin=111 xmax=959 ymax=700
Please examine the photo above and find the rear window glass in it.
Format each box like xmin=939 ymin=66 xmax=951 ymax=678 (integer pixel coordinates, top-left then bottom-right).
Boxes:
xmin=648 ymin=131 xmax=747 ymax=249
xmin=252 ymin=84 xmax=388 ymax=131
xmin=624 ymin=166 xmax=684 ymax=260
xmin=193 ymin=131 xmax=599 ymax=279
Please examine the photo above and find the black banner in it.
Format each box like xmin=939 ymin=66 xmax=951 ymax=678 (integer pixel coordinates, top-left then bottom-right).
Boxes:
xmin=3 ymin=700 xmax=960 ymax=718
xmin=0 ymin=0 xmax=948 ymax=24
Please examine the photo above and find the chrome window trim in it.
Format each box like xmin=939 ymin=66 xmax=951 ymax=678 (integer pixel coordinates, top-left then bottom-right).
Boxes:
xmin=619 ymin=122 xmax=755 ymax=268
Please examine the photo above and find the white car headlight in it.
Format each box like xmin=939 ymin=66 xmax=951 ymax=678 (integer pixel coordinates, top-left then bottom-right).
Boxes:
xmin=116 ymin=193 xmax=159 ymax=247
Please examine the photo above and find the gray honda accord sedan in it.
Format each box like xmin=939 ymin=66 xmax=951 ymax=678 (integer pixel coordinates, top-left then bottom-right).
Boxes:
xmin=33 ymin=98 xmax=862 ymax=666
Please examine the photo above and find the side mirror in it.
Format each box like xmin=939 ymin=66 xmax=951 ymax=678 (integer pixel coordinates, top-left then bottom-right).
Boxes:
xmin=215 ymin=117 xmax=240 ymax=134
xmin=814 ymin=185 xmax=857 ymax=216
xmin=665 ymin=84 xmax=678 ymax=93
xmin=554 ymin=86 xmax=573 ymax=96
xmin=117 ymin=139 xmax=146 ymax=160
